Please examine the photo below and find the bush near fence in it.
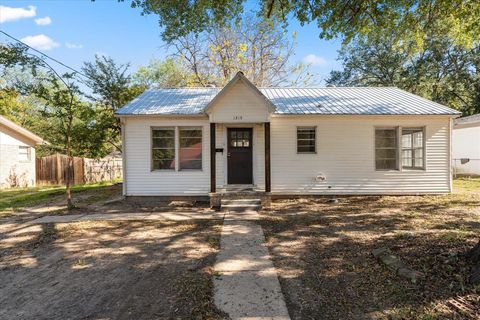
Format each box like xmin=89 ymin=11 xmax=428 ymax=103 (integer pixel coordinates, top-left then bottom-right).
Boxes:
xmin=36 ymin=153 xmax=122 ymax=186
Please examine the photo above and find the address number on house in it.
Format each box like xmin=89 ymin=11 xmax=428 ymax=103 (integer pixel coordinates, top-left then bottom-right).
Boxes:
xmin=233 ymin=115 xmax=243 ymax=120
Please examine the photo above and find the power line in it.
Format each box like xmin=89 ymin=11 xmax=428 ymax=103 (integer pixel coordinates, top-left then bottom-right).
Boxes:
xmin=0 ymin=30 xmax=91 ymax=80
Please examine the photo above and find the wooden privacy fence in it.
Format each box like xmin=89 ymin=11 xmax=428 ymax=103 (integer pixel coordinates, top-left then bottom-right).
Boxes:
xmin=36 ymin=153 xmax=122 ymax=186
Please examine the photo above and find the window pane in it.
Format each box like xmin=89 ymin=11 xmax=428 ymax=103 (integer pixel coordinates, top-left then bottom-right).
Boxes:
xmin=414 ymin=148 xmax=423 ymax=158
xmin=153 ymin=159 xmax=175 ymax=170
xmin=401 ymin=128 xmax=424 ymax=169
xmin=180 ymin=128 xmax=202 ymax=170
xmin=297 ymin=128 xmax=315 ymax=153
xmin=179 ymin=159 xmax=202 ymax=170
xmin=298 ymin=145 xmax=315 ymax=153
xmin=375 ymin=129 xmax=397 ymax=169
xmin=180 ymin=137 xmax=201 ymax=148
xmin=152 ymin=129 xmax=175 ymax=170
xmin=18 ymin=146 xmax=30 ymax=161
xmin=402 ymin=158 xmax=413 ymax=167
xmin=376 ymin=149 xmax=397 ymax=159
xmin=152 ymin=137 xmax=175 ymax=148
xmin=376 ymin=159 xmax=397 ymax=170
xmin=376 ymin=129 xmax=396 ymax=138
xmin=152 ymin=149 xmax=175 ymax=159
xmin=402 ymin=134 xmax=412 ymax=148
xmin=152 ymin=129 xmax=174 ymax=138
xmin=413 ymin=131 xmax=423 ymax=148
xmin=414 ymin=158 xmax=424 ymax=167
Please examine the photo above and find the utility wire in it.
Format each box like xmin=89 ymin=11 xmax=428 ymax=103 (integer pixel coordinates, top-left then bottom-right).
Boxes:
xmin=0 ymin=30 xmax=92 ymax=80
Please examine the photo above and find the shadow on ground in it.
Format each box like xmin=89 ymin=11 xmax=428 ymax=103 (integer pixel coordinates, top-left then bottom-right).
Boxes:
xmin=260 ymin=195 xmax=480 ymax=320
xmin=0 ymin=218 xmax=226 ymax=319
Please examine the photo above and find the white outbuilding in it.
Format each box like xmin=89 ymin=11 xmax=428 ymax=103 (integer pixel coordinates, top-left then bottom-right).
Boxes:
xmin=0 ymin=116 xmax=48 ymax=188
xmin=452 ymin=114 xmax=480 ymax=176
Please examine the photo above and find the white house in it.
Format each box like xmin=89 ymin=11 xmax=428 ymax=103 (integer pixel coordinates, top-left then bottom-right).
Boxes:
xmin=452 ymin=114 xmax=480 ymax=176
xmin=116 ymin=72 xmax=460 ymax=204
xmin=0 ymin=116 xmax=47 ymax=188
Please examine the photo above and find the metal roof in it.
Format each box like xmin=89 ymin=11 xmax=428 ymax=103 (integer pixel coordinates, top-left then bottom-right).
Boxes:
xmin=116 ymin=86 xmax=460 ymax=116
xmin=454 ymin=113 xmax=480 ymax=126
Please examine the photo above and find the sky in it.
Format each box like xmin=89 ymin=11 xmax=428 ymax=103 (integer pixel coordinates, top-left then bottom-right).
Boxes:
xmin=0 ymin=0 xmax=342 ymax=84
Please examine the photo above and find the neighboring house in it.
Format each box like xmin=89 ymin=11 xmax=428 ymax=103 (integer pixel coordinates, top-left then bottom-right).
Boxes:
xmin=116 ymin=72 xmax=460 ymax=203
xmin=452 ymin=114 xmax=480 ymax=176
xmin=0 ymin=116 xmax=48 ymax=188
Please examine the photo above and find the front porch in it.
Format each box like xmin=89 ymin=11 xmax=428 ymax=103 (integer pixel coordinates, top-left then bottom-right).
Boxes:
xmin=209 ymin=122 xmax=271 ymax=208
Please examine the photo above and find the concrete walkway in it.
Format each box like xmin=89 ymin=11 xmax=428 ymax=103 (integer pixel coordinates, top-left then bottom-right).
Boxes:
xmin=26 ymin=211 xmax=224 ymax=224
xmin=214 ymin=210 xmax=290 ymax=320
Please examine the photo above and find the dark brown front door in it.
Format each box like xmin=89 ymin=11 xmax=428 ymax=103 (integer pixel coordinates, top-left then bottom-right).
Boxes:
xmin=227 ymin=128 xmax=253 ymax=184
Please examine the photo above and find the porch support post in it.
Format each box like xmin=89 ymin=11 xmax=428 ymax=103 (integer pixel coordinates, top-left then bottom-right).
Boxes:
xmin=264 ymin=122 xmax=271 ymax=192
xmin=210 ymin=123 xmax=216 ymax=193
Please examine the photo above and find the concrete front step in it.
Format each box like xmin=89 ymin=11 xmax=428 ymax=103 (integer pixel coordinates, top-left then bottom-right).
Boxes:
xmin=221 ymin=199 xmax=262 ymax=212
xmin=221 ymin=199 xmax=261 ymax=206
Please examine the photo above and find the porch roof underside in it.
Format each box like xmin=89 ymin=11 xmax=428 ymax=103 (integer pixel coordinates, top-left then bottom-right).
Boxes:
xmin=116 ymin=87 xmax=460 ymax=116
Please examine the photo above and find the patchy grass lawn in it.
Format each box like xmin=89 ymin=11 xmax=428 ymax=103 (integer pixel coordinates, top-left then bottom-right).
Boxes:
xmin=260 ymin=178 xmax=480 ymax=320
xmin=0 ymin=180 xmax=122 ymax=216
xmin=0 ymin=219 xmax=225 ymax=319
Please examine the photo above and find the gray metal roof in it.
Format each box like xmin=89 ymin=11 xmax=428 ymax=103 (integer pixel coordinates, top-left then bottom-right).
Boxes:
xmin=454 ymin=113 xmax=480 ymax=126
xmin=116 ymin=86 xmax=460 ymax=116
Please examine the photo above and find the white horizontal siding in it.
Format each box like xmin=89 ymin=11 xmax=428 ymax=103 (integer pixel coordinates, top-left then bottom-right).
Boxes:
xmin=270 ymin=115 xmax=451 ymax=194
xmin=123 ymin=115 xmax=452 ymax=196
xmin=124 ymin=117 xmax=210 ymax=196
xmin=452 ymin=125 xmax=480 ymax=174
xmin=208 ymin=81 xmax=270 ymax=123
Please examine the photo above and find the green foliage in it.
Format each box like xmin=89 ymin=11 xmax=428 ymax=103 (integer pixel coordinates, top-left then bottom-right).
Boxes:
xmin=326 ymin=35 xmax=480 ymax=115
xmin=82 ymin=55 xmax=146 ymax=151
xmin=133 ymin=58 xmax=189 ymax=88
xmin=129 ymin=0 xmax=480 ymax=51
xmin=130 ymin=0 xmax=244 ymax=42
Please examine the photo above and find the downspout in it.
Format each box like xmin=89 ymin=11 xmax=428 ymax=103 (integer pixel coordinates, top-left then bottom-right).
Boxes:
xmin=121 ymin=118 xmax=127 ymax=197
xmin=449 ymin=116 xmax=453 ymax=193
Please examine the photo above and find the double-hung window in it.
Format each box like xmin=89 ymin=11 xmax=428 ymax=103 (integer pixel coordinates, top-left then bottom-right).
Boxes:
xmin=374 ymin=127 xmax=425 ymax=170
xmin=375 ymin=128 xmax=398 ymax=170
xmin=152 ymin=128 xmax=175 ymax=170
xmin=152 ymin=127 xmax=202 ymax=171
xmin=401 ymin=128 xmax=424 ymax=169
xmin=18 ymin=146 xmax=31 ymax=161
xmin=179 ymin=128 xmax=202 ymax=170
xmin=297 ymin=127 xmax=316 ymax=153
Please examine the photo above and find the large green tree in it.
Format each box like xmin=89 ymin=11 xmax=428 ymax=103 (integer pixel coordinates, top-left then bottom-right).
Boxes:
xmin=82 ymin=56 xmax=146 ymax=152
xmin=130 ymin=0 xmax=480 ymax=50
xmin=326 ymin=35 xmax=480 ymax=115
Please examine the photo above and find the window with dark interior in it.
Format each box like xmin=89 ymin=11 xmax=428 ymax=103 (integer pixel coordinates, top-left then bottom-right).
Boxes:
xmin=152 ymin=128 xmax=175 ymax=170
xmin=179 ymin=127 xmax=202 ymax=170
xmin=401 ymin=128 xmax=424 ymax=169
xmin=375 ymin=128 xmax=398 ymax=170
xmin=297 ymin=127 xmax=316 ymax=153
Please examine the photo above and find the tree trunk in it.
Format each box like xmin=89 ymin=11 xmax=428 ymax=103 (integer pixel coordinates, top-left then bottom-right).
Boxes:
xmin=467 ymin=240 xmax=480 ymax=284
xmin=65 ymin=101 xmax=75 ymax=210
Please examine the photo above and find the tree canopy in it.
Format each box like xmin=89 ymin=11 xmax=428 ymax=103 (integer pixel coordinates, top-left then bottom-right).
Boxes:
xmin=326 ymin=34 xmax=480 ymax=115
xmin=130 ymin=0 xmax=480 ymax=50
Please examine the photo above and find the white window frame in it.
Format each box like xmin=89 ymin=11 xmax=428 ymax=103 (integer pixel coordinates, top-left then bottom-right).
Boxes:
xmin=151 ymin=126 xmax=203 ymax=172
xmin=151 ymin=127 xmax=176 ymax=171
xmin=179 ymin=126 xmax=203 ymax=171
xmin=374 ymin=126 xmax=426 ymax=171
xmin=374 ymin=127 xmax=399 ymax=171
xmin=401 ymin=127 xmax=426 ymax=171
xmin=296 ymin=126 xmax=317 ymax=154
xmin=18 ymin=146 xmax=31 ymax=162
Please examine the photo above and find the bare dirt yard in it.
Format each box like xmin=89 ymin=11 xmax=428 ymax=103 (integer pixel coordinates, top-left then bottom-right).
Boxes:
xmin=260 ymin=177 xmax=480 ymax=320
xmin=0 ymin=183 xmax=225 ymax=319
xmin=0 ymin=219 xmax=225 ymax=319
